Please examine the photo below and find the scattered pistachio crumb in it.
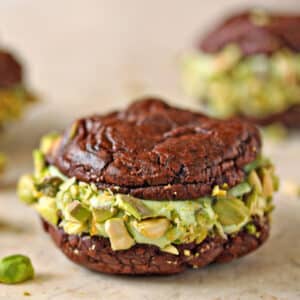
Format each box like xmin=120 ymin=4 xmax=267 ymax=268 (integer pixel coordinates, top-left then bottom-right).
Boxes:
xmin=23 ymin=291 xmax=31 ymax=296
xmin=183 ymin=249 xmax=191 ymax=256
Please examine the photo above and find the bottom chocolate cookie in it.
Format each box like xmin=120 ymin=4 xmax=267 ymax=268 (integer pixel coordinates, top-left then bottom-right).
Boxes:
xmin=42 ymin=216 xmax=269 ymax=275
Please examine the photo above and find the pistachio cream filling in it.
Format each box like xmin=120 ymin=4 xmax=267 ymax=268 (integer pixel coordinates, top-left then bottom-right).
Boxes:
xmin=0 ymin=85 xmax=36 ymax=125
xmin=18 ymin=134 xmax=278 ymax=253
xmin=182 ymin=45 xmax=300 ymax=119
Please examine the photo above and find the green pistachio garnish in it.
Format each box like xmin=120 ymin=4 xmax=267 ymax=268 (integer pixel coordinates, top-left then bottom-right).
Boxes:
xmin=36 ymin=177 xmax=63 ymax=197
xmin=17 ymin=174 xmax=37 ymax=204
xmin=228 ymin=182 xmax=252 ymax=197
xmin=60 ymin=220 xmax=88 ymax=235
xmin=182 ymin=46 xmax=300 ymax=119
xmin=245 ymin=190 xmax=266 ymax=217
xmin=116 ymin=194 xmax=152 ymax=220
xmin=33 ymin=150 xmax=45 ymax=177
xmin=67 ymin=200 xmax=91 ymax=222
xmin=34 ymin=196 xmax=58 ymax=225
xmin=246 ymin=223 xmax=257 ymax=235
xmin=135 ymin=218 xmax=170 ymax=239
xmin=161 ymin=245 xmax=179 ymax=255
xmin=261 ymin=168 xmax=274 ymax=198
xmin=214 ymin=197 xmax=250 ymax=233
xmin=248 ymin=170 xmax=263 ymax=193
xmin=244 ymin=156 xmax=271 ymax=173
xmin=0 ymin=255 xmax=34 ymax=284
xmin=105 ymin=218 xmax=135 ymax=250
xmin=92 ymin=205 xmax=117 ymax=223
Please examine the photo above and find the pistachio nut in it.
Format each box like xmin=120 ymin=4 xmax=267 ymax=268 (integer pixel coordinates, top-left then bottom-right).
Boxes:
xmin=228 ymin=182 xmax=252 ymax=197
xmin=248 ymin=170 xmax=263 ymax=193
xmin=0 ymin=255 xmax=34 ymax=284
xmin=67 ymin=200 xmax=91 ymax=222
xmin=105 ymin=218 xmax=135 ymax=250
xmin=135 ymin=218 xmax=170 ymax=239
xmin=116 ymin=194 xmax=152 ymax=220
xmin=17 ymin=174 xmax=36 ymax=204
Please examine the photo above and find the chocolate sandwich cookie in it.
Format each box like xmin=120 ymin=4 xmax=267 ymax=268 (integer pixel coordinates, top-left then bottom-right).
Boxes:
xmin=0 ymin=49 xmax=36 ymax=126
xmin=0 ymin=49 xmax=36 ymax=172
xmin=182 ymin=10 xmax=300 ymax=128
xmin=18 ymin=99 xmax=278 ymax=275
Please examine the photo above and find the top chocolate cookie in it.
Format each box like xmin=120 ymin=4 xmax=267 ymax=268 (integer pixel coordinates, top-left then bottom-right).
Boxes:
xmin=49 ymin=99 xmax=261 ymax=200
xmin=200 ymin=10 xmax=300 ymax=56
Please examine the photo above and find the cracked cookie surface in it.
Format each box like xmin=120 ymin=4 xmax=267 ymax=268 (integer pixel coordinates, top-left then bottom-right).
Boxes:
xmin=49 ymin=99 xmax=261 ymax=200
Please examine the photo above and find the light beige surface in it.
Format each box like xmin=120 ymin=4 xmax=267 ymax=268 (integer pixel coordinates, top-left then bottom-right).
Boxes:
xmin=0 ymin=1 xmax=300 ymax=299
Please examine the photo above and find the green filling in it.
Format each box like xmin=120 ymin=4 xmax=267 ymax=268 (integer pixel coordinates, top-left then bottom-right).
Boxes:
xmin=0 ymin=85 xmax=36 ymax=125
xmin=17 ymin=135 xmax=278 ymax=253
xmin=182 ymin=45 xmax=300 ymax=118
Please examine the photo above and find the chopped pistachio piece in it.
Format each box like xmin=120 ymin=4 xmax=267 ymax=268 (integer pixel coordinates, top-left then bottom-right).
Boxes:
xmin=195 ymin=213 xmax=210 ymax=243
xmin=92 ymin=205 xmax=116 ymax=223
xmin=246 ymin=223 xmax=257 ymax=235
xmin=61 ymin=220 xmax=88 ymax=235
xmin=116 ymin=194 xmax=152 ymax=220
xmin=195 ymin=227 xmax=208 ymax=244
xmin=248 ymin=170 xmax=263 ymax=193
xmin=214 ymin=197 xmax=249 ymax=233
xmin=244 ymin=156 xmax=271 ymax=173
xmin=161 ymin=245 xmax=179 ymax=255
xmin=34 ymin=196 xmax=58 ymax=225
xmin=261 ymin=168 xmax=274 ymax=198
xmin=135 ymin=218 xmax=170 ymax=239
xmin=36 ymin=177 xmax=63 ymax=197
xmin=245 ymin=190 xmax=266 ymax=217
xmin=59 ymin=177 xmax=76 ymax=192
xmin=0 ymin=255 xmax=34 ymax=284
xmin=105 ymin=218 xmax=135 ymax=250
xmin=33 ymin=150 xmax=45 ymax=177
xmin=228 ymin=182 xmax=252 ymax=197
xmin=67 ymin=200 xmax=91 ymax=222
xmin=17 ymin=174 xmax=36 ymax=204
